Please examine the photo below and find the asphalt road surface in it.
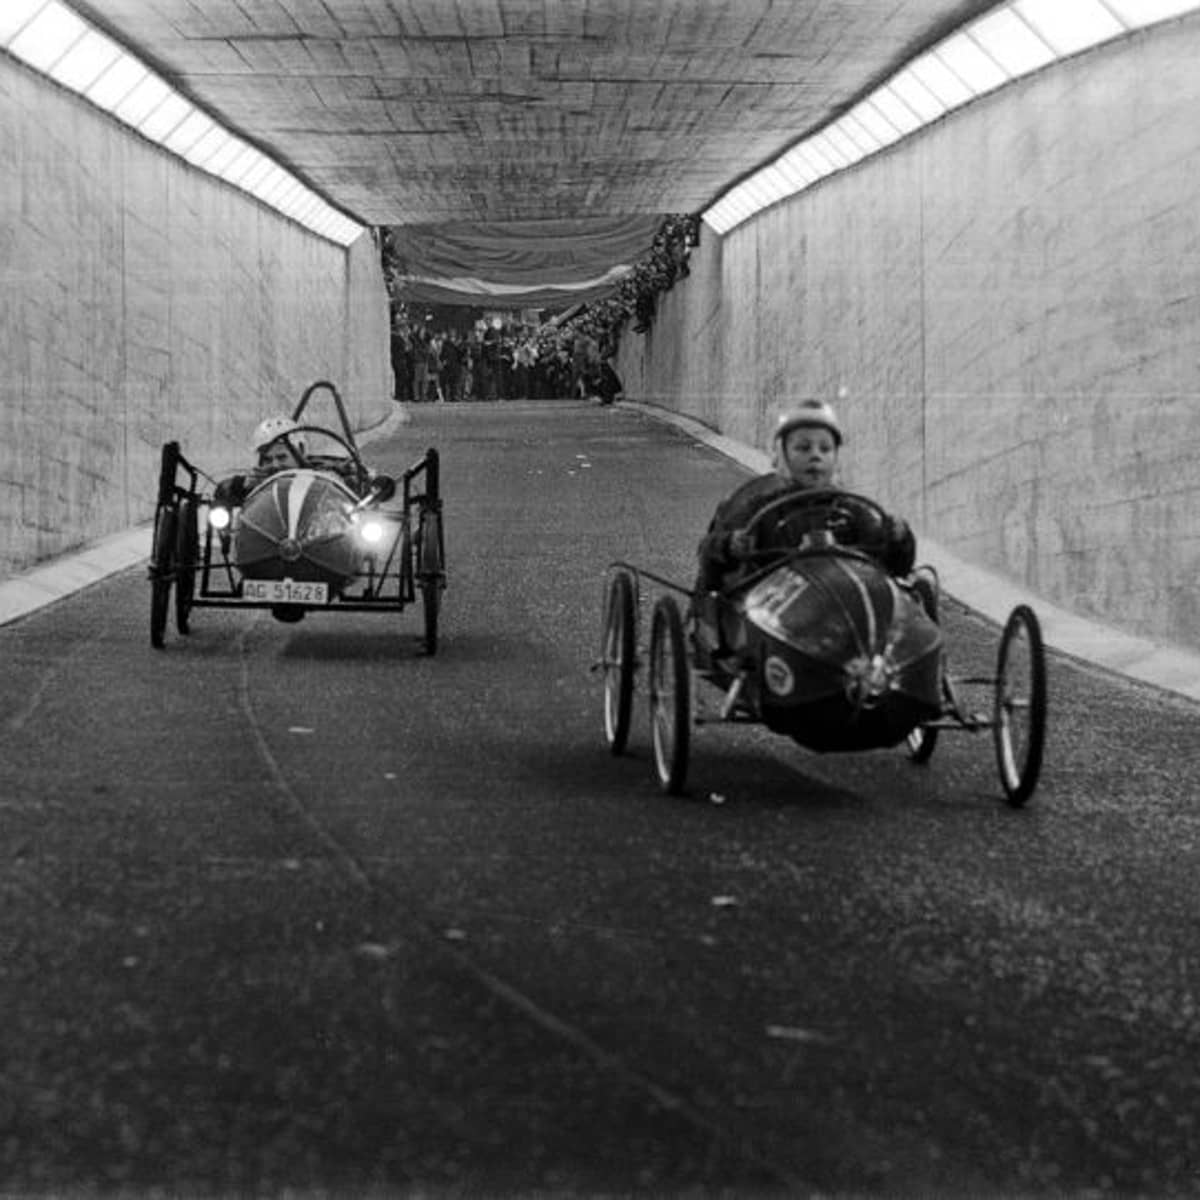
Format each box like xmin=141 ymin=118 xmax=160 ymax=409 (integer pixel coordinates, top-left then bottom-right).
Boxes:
xmin=3 ymin=401 xmax=1199 ymax=1198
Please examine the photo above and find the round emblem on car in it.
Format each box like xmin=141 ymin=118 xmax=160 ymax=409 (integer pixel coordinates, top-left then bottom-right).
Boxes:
xmin=278 ymin=537 xmax=302 ymax=562
xmin=763 ymin=655 xmax=795 ymax=696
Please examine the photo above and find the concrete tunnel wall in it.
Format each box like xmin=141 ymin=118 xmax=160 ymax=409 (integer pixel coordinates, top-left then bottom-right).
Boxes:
xmin=619 ymin=14 xmax=1200 ymax=656
xmin=0 ymin=53 xmax=393 ymax=583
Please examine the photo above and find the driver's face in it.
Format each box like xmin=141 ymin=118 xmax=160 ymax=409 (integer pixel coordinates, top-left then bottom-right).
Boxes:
xmin=258 ymin=442 xmax=299 ymax=472
xmin=780 ymin=426 xmax=838 ymax=488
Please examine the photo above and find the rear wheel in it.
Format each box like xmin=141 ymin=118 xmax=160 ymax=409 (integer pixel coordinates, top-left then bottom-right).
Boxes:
xmin=601 ymin=570 xmax=637 ymax=754
xmin=994 ymin=605 xmax=1047 ymax=806
xmin=149 ymin=507 xmax=177 ymax=649
xmin=418 ymin=510 xmax=443 ymax=655
xmin=174 ymin=498 xmax=199 ymax=634
xmin=648 ymin=596 xmax=691 ymax=795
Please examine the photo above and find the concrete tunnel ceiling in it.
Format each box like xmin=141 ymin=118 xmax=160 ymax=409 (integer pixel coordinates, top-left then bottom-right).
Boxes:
xmin=65 ymin=0 xmax=1004 ymax=297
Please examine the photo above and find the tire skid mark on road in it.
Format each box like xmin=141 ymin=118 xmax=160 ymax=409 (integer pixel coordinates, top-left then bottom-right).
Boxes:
xmin=232 ymin=626 xmax=811 ymax=1194
xmin=234 ymin=626 xmax=372 ymax=890
xmin=2 ymin=637 xmax=88 ymax=735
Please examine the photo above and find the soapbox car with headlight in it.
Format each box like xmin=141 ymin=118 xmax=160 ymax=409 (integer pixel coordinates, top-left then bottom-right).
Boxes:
xmin=599 ymin=488 xmax=1046 ymax=806
xmin=147 ymin=380 xmax=444 ymax=653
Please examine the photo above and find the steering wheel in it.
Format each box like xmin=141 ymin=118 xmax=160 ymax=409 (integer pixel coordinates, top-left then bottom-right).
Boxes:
xmin=263 ymin=424 xmax=370 ymax=492
xmin=737 ymin=487 xmax=891 ymax=562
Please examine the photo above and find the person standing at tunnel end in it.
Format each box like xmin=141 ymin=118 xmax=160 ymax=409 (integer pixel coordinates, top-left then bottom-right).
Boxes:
xmin=694 ymin=399 xmax=916 ymax=594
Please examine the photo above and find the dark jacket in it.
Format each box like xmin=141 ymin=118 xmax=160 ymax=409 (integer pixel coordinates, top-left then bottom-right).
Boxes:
xmin=697 ymin=475 xmax=915 ymax=592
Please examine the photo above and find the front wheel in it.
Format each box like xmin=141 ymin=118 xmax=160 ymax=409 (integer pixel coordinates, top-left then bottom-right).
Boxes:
xmin=174 ymin=498 xmax=199 ymax=634
xmin=994 ymin=605 xmax=1047 ymax=806
xmin=601 ymin=570 xmax=637 ymax=754
xmin=417 ymin=509 xmax=443 ymax=655
xmin=149 ymin=507 xmax=177 ymax=649
xmin=648 ymin=595 xmax=691 ymax=795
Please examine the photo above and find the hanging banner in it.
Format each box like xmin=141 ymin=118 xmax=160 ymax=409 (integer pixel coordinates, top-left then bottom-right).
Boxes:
xmin=387 ymin=215 xmax=663 ymax=307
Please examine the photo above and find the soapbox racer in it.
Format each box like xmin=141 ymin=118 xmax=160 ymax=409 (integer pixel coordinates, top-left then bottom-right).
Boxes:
xmin=148 ymin=380 xmax=444 ymax=653
xmin=599 ymin=488 xmax=1047 ymax=806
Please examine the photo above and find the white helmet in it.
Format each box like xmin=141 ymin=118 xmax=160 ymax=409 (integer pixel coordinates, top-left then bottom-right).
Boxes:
xmin=773 ymin=400 xmax=843 ymax=447
xmin=252 ymin=415 xmax=306 ymax=454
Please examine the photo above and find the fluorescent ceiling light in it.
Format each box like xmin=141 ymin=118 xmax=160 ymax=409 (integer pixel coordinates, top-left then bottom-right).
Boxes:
xmin=238 ymin=156 xmax=276 ymax=192
xmin=821 ymin=124 xmax=867 ymax=167
xmin=849 ymin=98 xmax=904 ymax=146
xmin=906 ymin=50 xmax=975 ymax=109
xmin=162 ymin=109 xmax=209 ymax=149
xmin=201 ymin=136 xmax=247 ymax=175
xmin=808 ymin=131 xmax=852 ymax=170
xmin=137 ymin=92 xmax=192 ymax=141
xmin=8 ymin=2 xmax=86 ymax=71
xmin=969 ymin=8 xmax=1055 ymax=78
xmin=773 ymin=150 xmax=818 ymax=188
xmin=704 ymin=0 xmax=1200 ymax=238
xmin=46 ymin=28 xmax=120 ymax=91
xmin=166 ymin=112 xmax=214 ymax=156
xmin=1107 ymin=0 xmax=1198 ymax=25
xmin=114 ymin=73 xmax=171 ymax=125
xmin=0 ymin=1 xmax=49 ymax=45
xmin=275 ymin=183 xmax=308 ymax=215
xmin=888 ymin=67 xmax=948 ymax=123
xmin=753 ymin=165 xmax=792 ymax=202
xmin=1 ymin=0 xmax=365 ymax=244
xmin=796 ymin=139 xmax=837 ymax=176
xmin=835 ymin=112 xmax=884 ymax=155
xmin=720 ymin=193 xmax=755 ymax=224
xmin=181 ymin=126 xmax=228 ymax=168
xmin=870 ymin=85 xmax=923 ymax=135
xmin=217 ymin=145 xmax=260 ymax=185
xmin=725 ymin=185 xmax=759 ymax=215
xmin=257 ymin=169 xmax=295 ymax=205
xmin=84 ymin=55 xmax=147 ymax=108
xmin=703 ymin=210 xmax=734 ymax=236
xmin=935 ymin=32 xmax=1010 ymax=96
xmin=1013 ymin=0 xmax=1125 ymax=55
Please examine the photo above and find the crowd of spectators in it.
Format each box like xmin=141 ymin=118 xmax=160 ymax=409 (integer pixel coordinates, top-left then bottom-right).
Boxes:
xmin=389 ymin=318 xmax=602 ymax=403
xmin=384 ymin=214 xmax=700 ymax=405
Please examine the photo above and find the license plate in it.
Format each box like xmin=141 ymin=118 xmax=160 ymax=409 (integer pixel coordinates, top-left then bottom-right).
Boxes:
xmin=241 ymin=579 xmax=329 ymax=604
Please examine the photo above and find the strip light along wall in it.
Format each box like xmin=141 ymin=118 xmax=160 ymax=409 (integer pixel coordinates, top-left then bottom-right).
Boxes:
xmin=0 ymin=0 xmax=365 ymax=247
xmin=703 ymin=0 xmax=1200 ymax=236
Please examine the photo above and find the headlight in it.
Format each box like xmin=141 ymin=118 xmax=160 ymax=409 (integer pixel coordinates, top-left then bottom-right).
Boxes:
xmin=208 ymin=506 xmax=231 ymax=530
xmin=358 ymin=517 xmax=385 ymax=545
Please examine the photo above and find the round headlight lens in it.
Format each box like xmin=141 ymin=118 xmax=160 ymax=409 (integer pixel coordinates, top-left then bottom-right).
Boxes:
xmin=208 ymin=505 xmax=231 ymax=530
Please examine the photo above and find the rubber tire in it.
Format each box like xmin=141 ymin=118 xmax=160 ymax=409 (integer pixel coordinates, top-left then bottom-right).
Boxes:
xmin=174 ymin=498 xmax=199 ymax=635
xmin=648 ymin=595 xmax=691 ymax=795
xmin=994 ymin=604 xmax=1047 ymax=807
xmin=602 ymin=571 xmax=637 ymax=755
xmin=418 ymin=510 xmax=442 ymax=656
xmin=149 ymin=507 xmax=177 ymax=650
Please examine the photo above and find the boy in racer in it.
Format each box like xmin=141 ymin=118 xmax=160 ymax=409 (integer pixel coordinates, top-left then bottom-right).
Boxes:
xmin=212 ymin=415 xmax=308 ymax=508
xmin=695 ymin=399 xmax=915 ymax=593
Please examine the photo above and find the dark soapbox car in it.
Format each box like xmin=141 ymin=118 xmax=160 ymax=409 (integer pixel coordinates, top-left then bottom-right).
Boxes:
xmin=148 ymin=380 xmax=445 ymax=653
xmin=599 ymin=488 xmax=1047 ymax=805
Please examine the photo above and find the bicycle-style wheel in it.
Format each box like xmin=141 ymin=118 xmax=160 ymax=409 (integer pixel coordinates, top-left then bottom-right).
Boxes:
xmin=417 ymin=509 xmax=443 ymax=655
xmin=174 ymin=498 xmax=199 ymax=634
xmin=648 ymin=595 xmax=691 ymax=795
xmin=601 ymin=570 xmax=637 ymax=754
xmin=149 ymin=507 xmax=177 ymax=649
xmin=994 ymin=604 xmax=1047 ymax=806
